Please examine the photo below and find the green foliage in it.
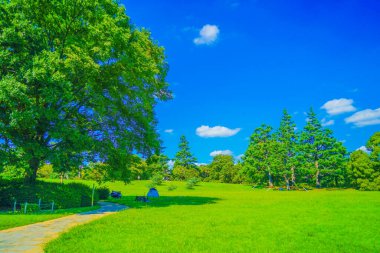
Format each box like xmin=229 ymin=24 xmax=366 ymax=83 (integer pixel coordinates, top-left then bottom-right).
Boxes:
xmin=150 ymin=173 xmax=164 ymax=186
xmin=146 ymin=182 xmax=157 ymax=189
xmin=367 ymin=132 xmax=380 ymax=171
xmin=243 ymin=124 xmax=281 ymax=186
xmin=37 ymin=164 xmax=58 ymax=179
xmin=128 ymin=155 xmax=148 ymax=180
xmin=186 ymin=177 xmax=199 ymax=189
xmin=20 ymin=203 xmax=40 ymax=213
xmin=0 ymin=165 xmax=25 ymax=180
xmin=347 ymin=150 xmax=374 ymax=188
xmin=298 ymin=108 xmax=347 ymax=187
xmin=172 ymin=165 xmax=199 ymax=181
xmin=82 ymin=162 xmax=110 ymax=184
xmin=242 ymin=108 xmax=349 ymax=189
xmin=276 ymin=109 xmax=298 ymax=187
xmin=146 ymin=154 xmax=170 ymax=178
xmin=167 ymin=184 xmax=177 ymax=191
xmin=0 ymin=179 xmax=98 ymax=209
xmin=97 ymin=186 xmax=110 ymax=200
xmin=347 ymin=132 xmax=380 ymax=191
xmin=208 ymin=155 xmax=240 ymax=183
xmin=0 ymin=0 xmax=171 ymax=183
xmin=174 ymin=135 xmax=197 ymax=169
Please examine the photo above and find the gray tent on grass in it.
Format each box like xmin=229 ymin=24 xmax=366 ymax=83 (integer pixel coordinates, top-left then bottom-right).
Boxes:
xmin=147 ymin=188 xmax=159 ymax=198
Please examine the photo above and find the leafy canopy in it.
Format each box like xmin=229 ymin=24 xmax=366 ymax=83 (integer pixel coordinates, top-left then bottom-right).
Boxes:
xmin=0 ymin=0 xmax=171 ymax=182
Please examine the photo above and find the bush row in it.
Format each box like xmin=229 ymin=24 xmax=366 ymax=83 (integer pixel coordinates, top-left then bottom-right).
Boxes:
xmin=0 ymin=179 xmax=104 ymax=209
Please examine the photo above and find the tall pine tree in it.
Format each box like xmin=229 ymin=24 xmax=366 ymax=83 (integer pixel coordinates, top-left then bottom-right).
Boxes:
xmin=174 ymin=135 xmax=197 ymax=169
xmin=299 ymin=108 xmax=346 ymax=187
xmin=276 ymin=109 xmax=298 ymax=189
xmin=243 ymin=125 xmax=281 ymax=187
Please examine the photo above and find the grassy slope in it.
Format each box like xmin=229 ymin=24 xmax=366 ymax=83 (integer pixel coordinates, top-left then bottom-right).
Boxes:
xmin=44 ymin=181 xmax=380 ymax=253
xmin=0 ymin=206 xmax=98 ymax=230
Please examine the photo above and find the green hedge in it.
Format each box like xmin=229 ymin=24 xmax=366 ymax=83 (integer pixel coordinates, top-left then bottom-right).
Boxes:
xmin=20 ymin=203 xmax=40 ymax=212
xmin=0 ymin=179 xmax=99 ymax=209
xmin=97 ymin=186 xmax=110 ymax=200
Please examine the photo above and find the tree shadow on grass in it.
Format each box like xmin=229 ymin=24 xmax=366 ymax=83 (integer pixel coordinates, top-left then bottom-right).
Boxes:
xmin=110 ymin=196 xmax=220 ymax=209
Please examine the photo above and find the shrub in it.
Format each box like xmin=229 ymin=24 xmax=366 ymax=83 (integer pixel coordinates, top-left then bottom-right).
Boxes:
xmin=0 ymin=166 xmax=25 ymax=180
xmin=186 ymin=178 xmax=199 ymax=189
xmin=0 ymin=179 xmax=98 ymax=209
xmin=167 ymin=185 xmax=177 ymax=191
xmin=358 ymin=178 xmax=380 ymax=191
xmin=189 ymin=177 xmax=200 ymax=185
xmin=151 ymin=173 xmax=163 ymax=186
xmin=37 ymin=164 xmax=57 ymax=179
xmin=146 ymin=182 xmax=157 ymax=189
xmin=97 ymin=186 xmax=110 ymax=200
xmin=20 ymin=203 xmax=40 ymax=213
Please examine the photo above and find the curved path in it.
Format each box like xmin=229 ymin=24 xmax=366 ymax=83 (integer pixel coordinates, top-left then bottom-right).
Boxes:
xmin=0 ymin=202 xmax=127 ymax=253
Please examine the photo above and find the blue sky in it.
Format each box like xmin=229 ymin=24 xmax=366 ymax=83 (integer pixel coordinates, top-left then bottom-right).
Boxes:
xmin=121 ymin=0 xmax=380 ymax=164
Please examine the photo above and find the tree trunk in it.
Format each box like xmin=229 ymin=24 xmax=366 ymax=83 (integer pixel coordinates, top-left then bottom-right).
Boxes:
xmin=26 ymin=158 xmax=40 ymax=184
xmin=60 ymin=172 xmax=64 ymax=184
xmin=315 ymin=161 xmax=320 ymax=188
xmin=268 ymin=170 xmax=273 ymax=187
xmin=291 ymin=166 xmax=296 ymax=186
xmin=284 ymin=175 xmax=290 ymax=190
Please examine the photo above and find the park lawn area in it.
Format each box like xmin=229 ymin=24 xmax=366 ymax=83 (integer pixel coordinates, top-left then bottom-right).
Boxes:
xmin=0 ymin=206 xmax=98 ymax=231
xmin=45 ymin=181 xmax=380 ymax=253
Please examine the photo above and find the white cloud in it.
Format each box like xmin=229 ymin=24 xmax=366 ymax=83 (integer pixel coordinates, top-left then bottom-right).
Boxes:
xmin=357 ymin=146 xmax=370 ymax=153
xmin=321 ymin=118 xmax=335 ymax=127
xmin=164 ymin=129 xmax=174 ymax=134
xmin=195 ymin=162 xmax=208 ymax=166
xmin=193 ymin=25 xmax=220 ymax=45
xmin=196 ymin=125 xmax=241 ymax=138
xmin=321 ymin=98 xmax=356 ymax=115
xmin=167 ymin=160 xmax=174 ymax=169
xmin=210 ymin=150 xmax=233 ymax=157
xmin=345 ymin=108 xmax=380 ymax=127
xmin=235 ymin=154 xmax=244 ymax=160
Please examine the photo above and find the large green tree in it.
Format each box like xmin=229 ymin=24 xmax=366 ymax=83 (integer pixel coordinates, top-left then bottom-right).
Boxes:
xmin=243 ymin=124 xmax=281 ymax=187
xmin=347 ymin=150 xmax=375 ymax=190
xmin=348 ymin=132 xmax=380 ymax=190
xmin=173 ymin=135 xmax=198 ymax=180
xmin=367 ymin=132 xmax=380 ymax=171
xmin=276 ymin=109 xmax=298 ymax=189
xmin=174 ymin=135 xmax=197 ymax=169
xmin=208 ymin=154 xmax=238 ymax=183
xmin=0 ymin=0 xmax=170 ymax=183
xmin=146 ymin=153 xmax=170 ymax=178
xmin=298 ymin=109 xmax=346 ymax=187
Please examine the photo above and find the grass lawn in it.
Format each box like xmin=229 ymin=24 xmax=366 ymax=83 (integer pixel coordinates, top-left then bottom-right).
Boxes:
xmin=44 ymin=181 xmax=380 ymax=253
xmin=0 ymin=206 xmax=98 ymax=231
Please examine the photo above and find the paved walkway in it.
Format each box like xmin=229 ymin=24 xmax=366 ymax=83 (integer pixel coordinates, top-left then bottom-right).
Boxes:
xmin=0 ymin=202 xmax=127 ymax=253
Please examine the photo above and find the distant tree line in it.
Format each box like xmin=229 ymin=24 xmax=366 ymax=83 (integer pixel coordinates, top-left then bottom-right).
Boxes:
xmin=1 ymin=108 xmax=379 ymax=191
xmin=168 ymin=109 xmax=380 ymax=191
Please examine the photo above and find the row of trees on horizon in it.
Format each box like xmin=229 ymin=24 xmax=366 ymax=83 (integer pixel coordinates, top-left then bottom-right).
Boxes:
xmin=170 ymin=109 xmax=379 ymax=191
xmin=2 ymin=109 xmax=378 ymax=191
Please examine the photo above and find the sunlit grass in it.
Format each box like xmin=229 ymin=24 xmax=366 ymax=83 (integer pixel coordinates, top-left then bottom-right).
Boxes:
xmin=0 ymin=206 xmax=98 ymax=230
xmin=45 ymin=180 xmax=380 ymax=253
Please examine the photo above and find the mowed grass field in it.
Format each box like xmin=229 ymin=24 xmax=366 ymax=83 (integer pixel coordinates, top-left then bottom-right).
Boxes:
xmin=44 ymin=180 xmax=380 ymax=253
